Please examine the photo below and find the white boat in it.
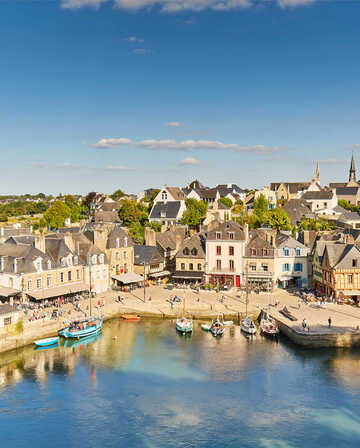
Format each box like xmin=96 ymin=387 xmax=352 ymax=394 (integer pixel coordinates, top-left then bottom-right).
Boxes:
xmin=210 ymin=319 xmax=225 ymax=337
xmin=176 ymin=317 xmax=193 ymax=333
xmin=260 ymin=313 xmax=279 ymax=337
xmin=201 ymin=323 xmax=211 ymax=331
xmin=34 ymin=337 xmax=59 ymax=347
xmin=223 ymin=320 xmax=234 ymax=326
xmin=241 ymin=317 xmax=257 ymax=335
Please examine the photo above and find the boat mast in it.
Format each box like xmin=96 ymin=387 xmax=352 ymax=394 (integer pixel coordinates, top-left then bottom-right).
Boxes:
xmin=89 ymin=254 xmax=92 ymax=316
xmin=245 ymin=262 xmax=248 ymax=317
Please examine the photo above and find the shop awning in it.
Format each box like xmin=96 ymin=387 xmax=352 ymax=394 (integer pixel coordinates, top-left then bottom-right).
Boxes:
xmin=27 ymin=282 xmax=89 ymax=300
xmin=172 ymin=271 xmax=204 ymax=280
xmin=338 ymin=290 xmax=360 ymax=297
xmin=280 ymin=276 xmax=295 ymax=281
xmin=0 ymin=285 xmax=21 ymax=297
xmin=149 ymin=270 xmax=170 ymax=278
xmin=112 ymin=273 xmax=144 ymax=284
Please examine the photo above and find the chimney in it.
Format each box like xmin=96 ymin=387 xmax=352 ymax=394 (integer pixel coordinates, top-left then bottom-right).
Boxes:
xmin=175 ymin=232 xmax=182 ymax=252
xmin=302 ymin=230 xmax=310 ymax=247
xmin=34 ymin=234 xmax=46 ymax=253
xmin=244 ymin=223 xmax=249 ymax=242
xmin=93 ymin=228 xmax=107 ymax=252
xmin=144 ymin=227 xmax=156 ymax=247
xmin=63 ymin=233 xmax=75 ymax=252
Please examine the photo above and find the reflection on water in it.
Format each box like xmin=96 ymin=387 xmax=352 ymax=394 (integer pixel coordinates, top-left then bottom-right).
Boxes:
xmin=1 ymin=319 xmax=360 ymax=447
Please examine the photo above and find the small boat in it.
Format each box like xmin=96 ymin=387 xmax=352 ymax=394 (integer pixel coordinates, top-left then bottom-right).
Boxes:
xmin=223 ymin=320 xmax=234 ymax=326
xmin=121 ymin=314 xmax=141 ymax=321
xmin=62 ymin=331 xmax=102 ymax=349
xmin=241 ymin=317 xmax=257 ymax=335
xmin=176 ymin=317 xmax=193 ymax=333
xmin=34 ymin=337 xmax=59 ymax=347
xmin=59 ymin=316 xmax=103 ymax=339
xmin=210 ymin=319 xmax=225 ymax=337
xmin=201 ymin=323 xmax=211 ymax=331
xmin=279 ymin=306 xmax=298 ymax=321
xmin=260 ymin=313 xmax=279 ymax=337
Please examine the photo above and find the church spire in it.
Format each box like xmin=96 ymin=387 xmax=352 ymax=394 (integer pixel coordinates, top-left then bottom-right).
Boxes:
xmin=315 ymin=161 xmax=320 ymax=182
xmin=349 ymin=154 xmax=356 ymax=183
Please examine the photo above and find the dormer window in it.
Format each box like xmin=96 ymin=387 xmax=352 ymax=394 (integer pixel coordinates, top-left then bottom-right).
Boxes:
xmin=14 ymin=259 xmax=18 ymax=274
xmin=61 ymin=258 xmax=66 ymax=267
xmin=0 ymin=256 xmax=4 ymax=271
xmin=191 ymin=248 xmax=198 ymax=256
xmin=216 ymin=232 xmax=222 ymax=240
xmin=35 ymin=259 xmax=42 ymax=272
xmin=116 ymin=237 xmax=120 ymax=248
xmin=161 ymin=191 xmax=168 ymax=201
xmin=183 ymin=248 xmax=190 ymax=256
xmin=295 ymin=247 xmax=301 ymax=257
xmin=227 ymin=232 xmax=234 ymax=240
xmin=99 ymin=254 xmax=105 ymax=264
xmin=124 ymin=237 xmax=128 ymax=248
xmin=284 ymin=247 xmax=290 ymax=257
xmin=73 ymin=256 xmax=78 ymax=266
xmin=92 ymin=255 xmax=98 ymax=265
xmin=160 ymin=211 xmax=166 ymax=218
xmin=47 ymin=260 xmax=51 ymax=270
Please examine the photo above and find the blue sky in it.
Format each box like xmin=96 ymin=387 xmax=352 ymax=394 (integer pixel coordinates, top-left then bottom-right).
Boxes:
xmin=1 ymin=0 xmax=360 ymax=195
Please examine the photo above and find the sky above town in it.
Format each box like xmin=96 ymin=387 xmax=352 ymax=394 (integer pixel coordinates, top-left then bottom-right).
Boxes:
xmin=1 ymin=0 xmax=360 ymax=195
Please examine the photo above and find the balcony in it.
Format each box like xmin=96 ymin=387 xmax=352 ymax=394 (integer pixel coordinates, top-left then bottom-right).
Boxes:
xmin=208 ymin=266 xmax=236 ymax=274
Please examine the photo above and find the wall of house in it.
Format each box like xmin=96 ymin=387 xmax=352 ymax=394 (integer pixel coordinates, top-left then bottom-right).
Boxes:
xmin=274 ymin=251 xmax=309 ymax=287
xmin=107 ymin=246 xmax=134 ymax=278
xmin=206 ymin=240 xmax=245 ymax=278
xmin=176 ymin=256 xmax=204 ymax=272
xmin=0 ymin=273 xmax=22 ymax=290
xmin=0 ymin=311 xmax=19 ymax=329
xmin=83 ymin=263 xmax=109 ymax=294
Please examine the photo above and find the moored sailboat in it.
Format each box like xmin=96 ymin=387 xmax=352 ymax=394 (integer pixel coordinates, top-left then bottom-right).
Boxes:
xmin=210 ymin=318 xmax=225 ymax=336
xmin=260 ymin=312 xmax=279 ymax=337
xmin=241 ymin=317 xmax=257 ymax=335
xmin=176 ymin=295 xmax=193 ymax=334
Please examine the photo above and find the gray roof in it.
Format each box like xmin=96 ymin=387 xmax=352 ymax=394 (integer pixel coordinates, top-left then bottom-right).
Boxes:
xmin=176 ymin=234 xmax=206 ymax=259
xmin=281 ymin=199 xmax=313 ymax=226
xmin=149 ymin=201 xmax=182 ymax=220
xmin=336 ymin=187 xmax=359 ymax=196
xmin=107 ymin=225 xmax=134 ymax=249
xmin=134 ymin=245 xmax=163 ymax=265
xmin=302 ymin=191 xmax=333 ymax=200
xmin=207 ymin=221 xmax=245 ymax=241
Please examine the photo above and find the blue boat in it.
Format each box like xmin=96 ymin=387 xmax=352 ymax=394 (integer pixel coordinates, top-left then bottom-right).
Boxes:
xmin=59 ymin=316 xmax=103 ymax=339
xmin=34 ymin=337 xmax=59 ymax=347
xmin=62 ymin=331 xmax=102 ymax=349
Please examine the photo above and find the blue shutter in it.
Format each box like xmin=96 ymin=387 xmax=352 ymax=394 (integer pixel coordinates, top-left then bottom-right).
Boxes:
xmin=282 ymin=264 xmax=285 ymax=272
xmin=299 ymin=263 xmax=303 ymax=272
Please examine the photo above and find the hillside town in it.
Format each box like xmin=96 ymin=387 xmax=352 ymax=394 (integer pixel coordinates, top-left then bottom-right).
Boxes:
xmin=1 ymin=157 xmax=360 ymax=335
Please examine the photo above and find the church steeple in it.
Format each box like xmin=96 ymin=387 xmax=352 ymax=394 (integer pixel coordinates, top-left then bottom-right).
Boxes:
xmin=349 ymin=154 xmax=356 ymax=183
xmin=315 ymin=161 xmax=320 ymax=182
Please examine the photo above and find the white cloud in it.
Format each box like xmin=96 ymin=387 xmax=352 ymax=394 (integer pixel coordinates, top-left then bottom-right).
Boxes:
xmin=178 ymin=157 xmax=201 ymax=165
xmin=133 ymin=48 xmax=152 ymax=55
xmin=55 ymin=162 xmax=81 ymax=169
xmin=32 ymin=161 xmax=47 ymax=168
xmin=166 ymin=121 xmax=181 ymax=127
xmin=94 ymin=137 xmax=287 ymax=154
xmin=126 ymin=36 xmax=144 ymax=43
xmin=105 ymin=165 xmax=136 ymax=171
xmin=61 ymin=0 xmax=318 ymax=12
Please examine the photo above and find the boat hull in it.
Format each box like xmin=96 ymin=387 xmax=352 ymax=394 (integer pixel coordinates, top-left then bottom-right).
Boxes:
xmin=60 ymin=317 xmax=103 ymax=339
xmin=34 ymin=337 xmax=59 ymax=347
xmin=176 ymin=323 xmax=193 ymax=333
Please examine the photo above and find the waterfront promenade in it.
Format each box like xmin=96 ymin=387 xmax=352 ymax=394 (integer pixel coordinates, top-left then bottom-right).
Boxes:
xmin=2 ymin=285 xmax=360 ymax=353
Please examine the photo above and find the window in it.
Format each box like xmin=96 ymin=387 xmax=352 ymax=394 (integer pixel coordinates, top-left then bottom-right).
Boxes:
xmin=181 ymin=263 xmax=185 ymax=270
xmin=124 ymin=237 xmax=128 ymax=248
xmin=35 ymin=260 xmax=41 ymax=272
xmin=47 ymin=260 xmax=51 ymax=270
xmin=294 ymin=263 xmax=303 ymax=272
xmin=68 ymin=271 xmax=72 ymax=281
xmin=229 ymin=260 xmax=234 ymax=271
xmin=47 ymin=275 xmax=51 ymax=287
xmin=189 ymin=263 xmax=194 ymax=271
xmin=216 ymin=246 xmax=221 ymax=256
xmin=160 ymin=211 xmax=166 ymax=218
xmin=250 ymin=248 xmax=256 ymax=256
xmin=216 ymin=232 xmax=222 ymax=240
xmin=183 ymin=248 xmax=190 ymax=256
xmin=216 ymin=259 xmax=221 ymax=270
xmin=115 ymin=252 xmax=119 ymax=261
xmin=60 ymin=272 xmax=64 ymax=283
xmin=251 ymin=264 xmax=256 ymax=271
xmin=284 ymin=247 xmax=290 ymax=256
xmin=77 ymin=269 xmax=80 ymax=280
xmin=229 ymin=246 xmax=234 ymax=256
xmin=28 ymin=280 xmax=32 ymax=290
xmin=123 ymin=251 xmax=127 ymax=260
xmin=353 ymin=259 xmax=357 ymax=267
xmin=228 ymin=232 xmax=234 ymax=240
xmin=296 ymin=247 xmax=301 ymax=257
xmin=161 ymin=191 xmax=167 ymax=200
xmin=36 ymin=278 xmax=41 ymax=289
xmin=198 ymin=263 xmax=202 ymax=271
xmin=73 ymin=256 xmax=78 ymax=265
xmin=61 ymin=258 xmax=66 ymax=267
xmin=4 ymin=317 xmax=11 ymax=326
xmin=99 ymin=254 xmax=105 ymax=264
xmin=9 ymin=278 xmax=13 ymax=289
xmin=324 ymin=202 xmax=328 ymax=208
xmin=348 ymin=274 xmax=353 ymax=284
xmin=124 ymin=263 xmax=127 ymax=273
xmin=263 ymin=249 xmax=268 ymax=256
xmin=92 ymin=255 xmax=97 ymax=265
xmin=283 ymin=263 xmax=291 ymax=272
xmin=0 ymin=257 xmax=4 ymax=271
xmin=116 ymin=238 xmax=120 ymax=248
xmin=262 ymin=264 xmax=268 ymax=272
xmin=191 ymin=248 xmax=198 ymax=256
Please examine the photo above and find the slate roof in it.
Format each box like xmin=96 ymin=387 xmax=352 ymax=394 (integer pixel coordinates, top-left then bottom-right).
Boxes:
xmin=107 ymin=225 xmax=134 ymax=249
xmin=0 ymin=243 xmax=52 ymax=274
xmin=5 ymin=235 xmax=36 ymax=245
xmin=302 ymin=190 xmax=333 ymax=200
xmin=176 ymin=234 xmax=206 ymax=259
xmin=207 ymin=221 xmax=245 ymax=241
xmin=270 ymin=182 xmax=310 ymax=194
xmin=165 ymin=187 xmax=185 ymax=201
xmin=156 ymin=227 xmax=186 ymax=251
xmin=149 ymin=201 xmax=182 ymax=220
xmin=45 ymin=237 xmax=72 ymax=264
xmin=134 ymin=245 xmax=163 ymax=265
xmin=281 ymin=199 xmax=313 ymax=225
xmin=95 ymin=210 xmax=120 ymax=223
xmin=341 ymin=211 xmax=360 ymax=221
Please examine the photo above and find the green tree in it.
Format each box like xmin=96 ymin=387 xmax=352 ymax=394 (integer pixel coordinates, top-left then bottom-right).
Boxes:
xmin=181 ymin=199 xmax=208 ymax=228
xmin=266 ymin=208 xmax=291 ymax=231
xmin=118 ymin=200 xmax=149 ymax=226
xmin=42 ymin=200 xmax=71 ymax=229
xmin=253 ymin=194 xmax=268 ymax=225
xmin=338 ymin=199 xmax=351 ymax=210
xmin=219 ymin=197 xmax=233 ymax=208
xmin=129 ymin=222 xmax=145 ymax=244
xmin=110 ymin=189 xmax=126 ymax=201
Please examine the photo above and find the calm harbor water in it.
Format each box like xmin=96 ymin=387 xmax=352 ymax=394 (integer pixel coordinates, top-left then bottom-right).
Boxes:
xmin=1 ymin=319 xmax=360 ymax=447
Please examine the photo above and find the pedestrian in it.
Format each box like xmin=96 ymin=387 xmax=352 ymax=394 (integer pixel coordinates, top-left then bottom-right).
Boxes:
xmin=302 ymin=318 xmax=307 ymax=331
xmin=170 ymin=301 xmax=174 ymax=310
xmin=328 ymin=317 xmax=332 ymax=328
xmin=298 ymin=301 xmax=301 ymax=310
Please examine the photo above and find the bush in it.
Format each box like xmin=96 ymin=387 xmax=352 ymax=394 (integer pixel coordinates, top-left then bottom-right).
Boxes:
xmin=0 ymin=214 xmax=7 ymax=222
xmin=15 ymin=320 xmax=24 ymax=334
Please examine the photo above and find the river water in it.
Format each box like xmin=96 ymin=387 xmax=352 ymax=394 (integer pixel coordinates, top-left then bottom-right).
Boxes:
xmin=1 ymin=319 xmax=360 ymax=447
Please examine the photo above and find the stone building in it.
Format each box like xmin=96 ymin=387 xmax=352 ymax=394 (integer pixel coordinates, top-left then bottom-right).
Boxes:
xmin=173 ymin=234 xmax=206 ymax=284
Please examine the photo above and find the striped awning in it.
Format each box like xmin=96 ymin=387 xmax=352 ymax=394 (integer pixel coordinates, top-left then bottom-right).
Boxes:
xmin=27 ymin=283 xmax=89 ymax=300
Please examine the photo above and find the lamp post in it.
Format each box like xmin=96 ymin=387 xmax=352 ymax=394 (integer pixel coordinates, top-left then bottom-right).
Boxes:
xmin=143 ymin=260 xmax=146 ymax=303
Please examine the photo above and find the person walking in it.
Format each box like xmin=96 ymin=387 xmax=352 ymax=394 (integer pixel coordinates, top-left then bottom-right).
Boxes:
xmin=302 ymin=318 xmax=307 ymax=331
xmin=328 ymin=317 xmax=332 ymax=328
